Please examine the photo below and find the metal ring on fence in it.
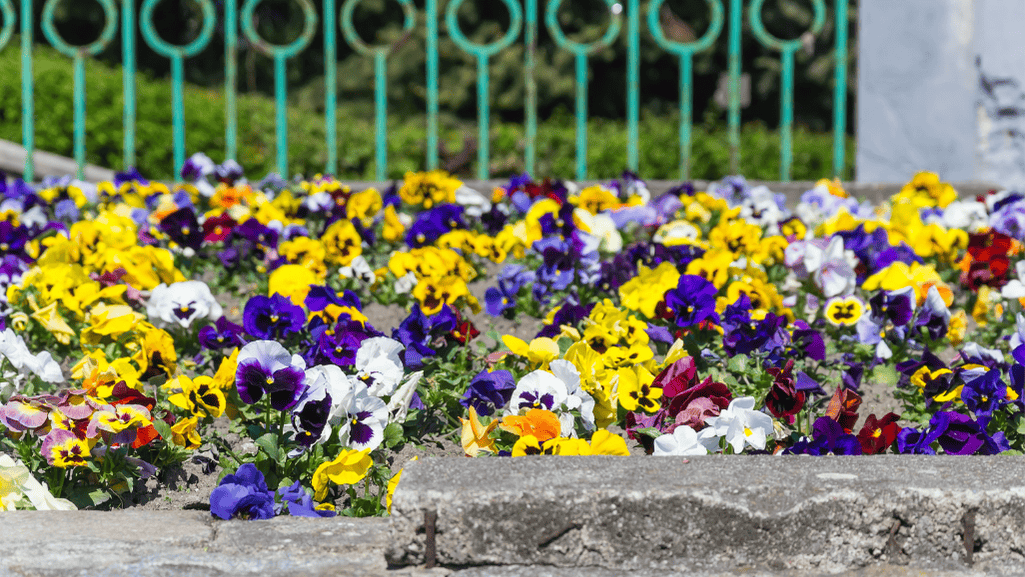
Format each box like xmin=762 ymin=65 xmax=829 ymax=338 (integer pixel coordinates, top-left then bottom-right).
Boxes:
xmin=647 ymin=0 xmax=723 ymax=55
xmin=241 ymin=0 xmax=319 ymax=59
xmin=445 ymin=0 xmax=522 ymax=59
xmin=139 ymin=0 xmax=217 ymax=59
xmin=340 ymin=0 xmax=416 ymax=56
xmin=546 ymin=0 xmax=622 ymax=56
xmin=41 ymin=0 xmax=118 ymax=58
xmin=0 ymin=0 xmax=14 ymax=52
xmin=748 ymin=0 xmax=825 ymax=52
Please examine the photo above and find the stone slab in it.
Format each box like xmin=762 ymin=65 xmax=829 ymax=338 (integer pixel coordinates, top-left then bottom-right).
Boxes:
xmin=386 ymin=456 xmax=1025 ymax=574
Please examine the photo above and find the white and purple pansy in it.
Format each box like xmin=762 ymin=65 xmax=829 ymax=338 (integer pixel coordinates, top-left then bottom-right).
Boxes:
xmin=235 ymin=340 xmax=307 ymax=411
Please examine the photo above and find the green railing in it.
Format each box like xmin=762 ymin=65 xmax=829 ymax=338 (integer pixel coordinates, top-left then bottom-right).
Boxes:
xmin=2 ymin=0 xmax=850 ymax=182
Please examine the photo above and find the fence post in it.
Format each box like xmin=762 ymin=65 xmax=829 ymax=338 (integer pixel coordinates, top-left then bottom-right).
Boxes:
xmin=445 ymin=0 xmax=522 ymax=180
xmin=240 ymin=0 xmax=318 ymax=178
xmin=832 ymin=0 xmax=849 ymax=178
xmin=225 ymin=0 xmax=238 ymax=163
xmin=140 ymin=0 xmax=217 ymax=179
xmin=20 ymin=0 xmax=32 ymax=181
xmin=647 ymin=0 xmax=722 ymax=180
xmin=748 ymin=0 xmax=825 ymax=181
xmin=122 ymin=0 xmax=136 ymax=169
xmin=340 ymin=0 xmax=416 ymax=181
xmin=40 ymin=0 xmax=118 ymax=180
xmin=546 ymin=0 xmax=621 ymax=181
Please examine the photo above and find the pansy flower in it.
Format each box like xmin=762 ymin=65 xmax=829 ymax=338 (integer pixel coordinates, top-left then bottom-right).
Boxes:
xmin=824 ymin=295 xmax=864 ymax=327
xmin=158 ymin=206 xmax=204 ymax=251
xmin=460 ymin=369 xmax=516 ymax=417
xmin=508 ymin=369 xmax=569 ymax=413
xmin=696 ymin=396 xmax=774 ymax=454
xmin=167 ymin=375 xmax=226 ymax=419
xmin=652 ymin=425 xmax=707 ymax=456
xmin=664 ymin=274 xmax=720 ymax=329
xmin=856 ymin=413 xmax=902 ymax=455
xmin=235 ymin=340 xmax=307 ymax=411
xmin=352 ymin=337 xmax=405 ymax=397
xmin=242 ymin=294 xmax=305 ymax=340
xmin=764 ymin=359 xmax=805 ymax=425
xmin=210 ymin=463 xmax=275 ymax=520
xmin=784 ymin=417 xmax=862 ymax=455
xmin=334 ymin=381 xmax=388 ymax=451
xmin=198 ymin=317 xmax=245 ymax=350
xmin=146 ymin=280 xmax=223 ymax=329
xmin=276 ymin=481 xmax=336 ymax=518
xmin=40 ymin=429 xmax=93 ymax=468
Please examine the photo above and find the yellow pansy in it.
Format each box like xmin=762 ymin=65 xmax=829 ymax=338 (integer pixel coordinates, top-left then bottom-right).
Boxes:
xmin=896 ymin=171 xmax=957 ymax=209
xmin=312 ymin=448 xmax=373 ymax=501
xmin=615 ymin=365 xmax=660 ymax=413
xmin=347 ymin=188 xmax=383 ymax=226
xmin=80 ymin=303 xmax=144 ymax=345
xmin=29 ymin=302 xmax=75 ymax=345
xmin=321 ymin=219 xmax=363 ymax=266
xmin=170 ymin=416 xmax=202 ymax=450
xmin=824 ymin=296 xmax=865 ymax=327
xmin=862 ymin=261 xmax=953 ymax=307
xmin=572 ymin=185 xmax=620 ymax=215
xmin=460 ymin=407 xmax=499 ymax=457
xmin=399 ymin=170 xmax=460 ymax=208
xmin=619 ymin=261 xmax=680 ymax=318
xmin=167 ymin=375 xmax=226 ymax=419
xmin=502 ymin=335 xmax=561 ymax=369
xmin=269 ymin=264 xmax=322 ymax=307
xmin=382 ymin=205 xmax=406 ymax=243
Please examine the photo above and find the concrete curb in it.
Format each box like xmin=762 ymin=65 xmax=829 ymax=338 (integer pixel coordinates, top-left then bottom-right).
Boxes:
xmin=386 ymin=456 xmax=1025 ymax=574
xmin=5 ymin=457 xmax=1025 ymax=576
xmin=0 ymin=511 xmax=424 ymax=576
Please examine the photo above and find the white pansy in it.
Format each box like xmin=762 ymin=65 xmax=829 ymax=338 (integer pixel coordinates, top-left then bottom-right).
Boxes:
xmin=394 ymin=272 xmax=417 ymax=294
xmin=354 ymin=337 xmax=405 ymax=397
xmin=575 ymin=210 xmax=623 ymax=253
xmin=0 ymin=454 xmax=76 ymax=511
xmin=0 ymin=328 xmax=64 ymax=386
xmin=696 ymin=396 xmax=774 ymax=454
xmin=508 ymin=369 xmax=569 ymax=414
xmin=335 ymin=381 xmax=388 ymax=451
xmin=146 ymin=281 xmax=223 ymax=329
xmin=653 ymin=220 xmax=700 ymax=246
xmin=549 ymin=359 xmax=595 ymax=431
xmin=339 ymin=255 xmax=376 ymax=283
xmin=386 ymin=370 xmax=423 ymax=424
xmin=653 ymin=425 xmax=708 ymax=456
xmin=455 ymin=185 xmax=491 ymax=217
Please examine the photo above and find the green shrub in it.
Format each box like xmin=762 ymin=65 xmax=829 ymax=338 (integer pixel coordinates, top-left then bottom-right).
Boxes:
xmin=0 ymin=40 xmax=853 ymax=181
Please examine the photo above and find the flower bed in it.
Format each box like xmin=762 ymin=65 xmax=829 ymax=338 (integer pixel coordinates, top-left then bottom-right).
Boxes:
xmin=0 ymin=161 xmax=1021 ymax=518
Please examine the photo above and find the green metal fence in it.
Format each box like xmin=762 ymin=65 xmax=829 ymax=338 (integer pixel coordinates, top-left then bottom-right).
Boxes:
xmin=2 ymin=0 xmax=850 ymax=182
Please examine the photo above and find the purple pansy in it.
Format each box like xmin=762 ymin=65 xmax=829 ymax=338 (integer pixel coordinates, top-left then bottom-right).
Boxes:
xmin=460 ymin=369 xmax=516 ymax=417
xmin=235 ymin=340 xmax=307 ymax=411
xmin=664 ymin=274 xmax=720 ymax=328
xmin=210 ymin=463 xmax=276 ymax=520
xmin=242 ymin=294 xmax=306 ymax=340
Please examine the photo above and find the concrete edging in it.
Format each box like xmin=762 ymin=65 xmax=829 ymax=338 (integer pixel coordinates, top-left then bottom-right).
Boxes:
xmin=386 ymin=456 xmax=1025 ymax=574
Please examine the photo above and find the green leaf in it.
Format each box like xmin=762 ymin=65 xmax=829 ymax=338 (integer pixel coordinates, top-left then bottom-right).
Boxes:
xmin=152 ymin=418 xmax=173 ymax=443
xmin=255 ymin=433 xmax=282 ymax=462
xmin=727 ymin=354 xmax=748 ymax=373
xmin=65 ymin=487 xmax=112 ymax=509
xmin=634 ymin=427 xmax=663 ymax=439
xmin=383 ymin=422 xmax=404 ymax=449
